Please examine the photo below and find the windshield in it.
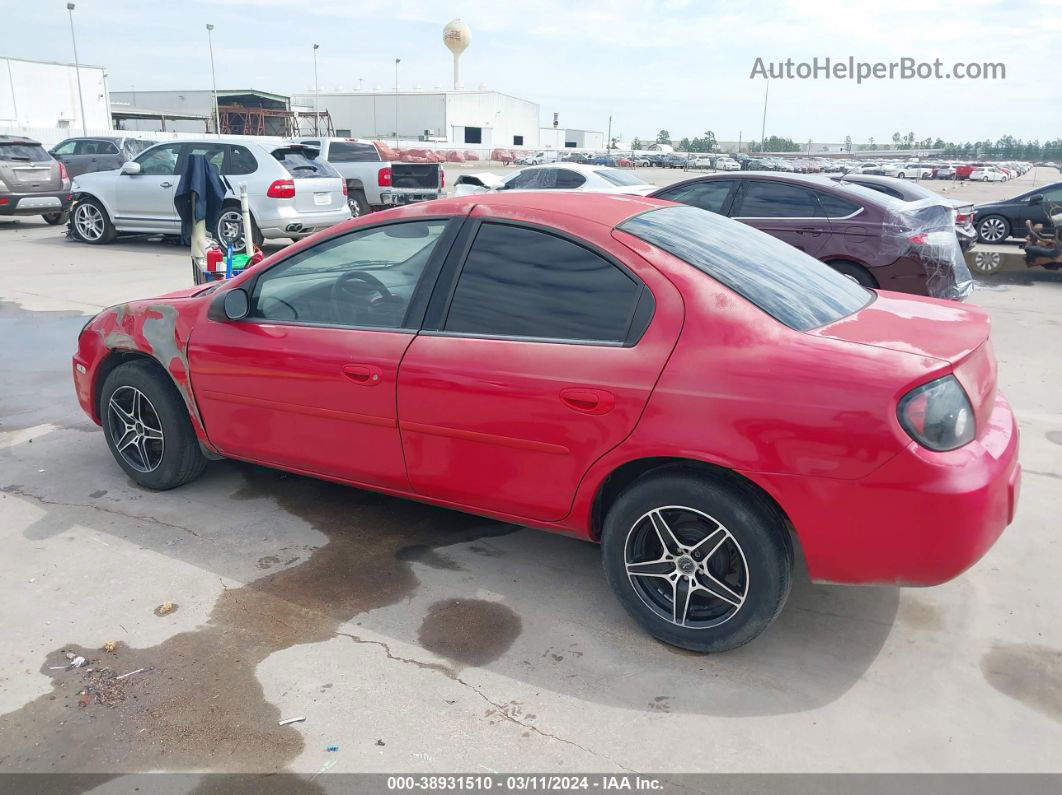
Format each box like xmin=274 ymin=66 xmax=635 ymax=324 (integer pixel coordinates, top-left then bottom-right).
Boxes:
xmin=0 ymin=142 xmax=50 ymax=162
xmin=595 ymin=168 xmax=648 ymax=187
xmin=618 ymin=205 xmax=872 ymax=331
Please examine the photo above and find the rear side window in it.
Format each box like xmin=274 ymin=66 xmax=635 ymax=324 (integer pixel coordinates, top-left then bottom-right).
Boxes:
xmin=594 ymin=168 xmax=646 ymax=187
xmin=815 ymin=192 xmax=861 ymax=217
xmin=226 ymin=144 xmax=258 ymax=175
xmin=655 ymin=180 xmax=735 ymax=215
xmin=552 ymin=169 xmax=586 ymax=189
xmin=272 ymin=148 xmax=338 ymax=179
xmin=619 ymin=205 xmax=870 ymax=331
xmin=444 ymin=223 xmax=643 ymax=344
xmin=735 ymin=181 xmax=822 ymax=218
xmin=0 ymin=142 xmax=50 ymax=162
xmin=326 ymin=141 xmax=380 ymax=162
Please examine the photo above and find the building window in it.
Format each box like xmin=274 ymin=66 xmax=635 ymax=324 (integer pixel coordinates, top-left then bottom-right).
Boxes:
xmin=513 ymin=135 xmax=524 ymax=146
xmin=335 ymin=129 xmax=351 ymax=137
xmin=464 ymin=126 xmax=482 ymax=144
xmin=565 ymin=141 xmax=577 ymax=148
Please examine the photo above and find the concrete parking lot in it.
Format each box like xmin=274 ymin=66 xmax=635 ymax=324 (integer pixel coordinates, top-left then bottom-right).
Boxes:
xmin=1 ymin=170 xmax=1060 ymax=782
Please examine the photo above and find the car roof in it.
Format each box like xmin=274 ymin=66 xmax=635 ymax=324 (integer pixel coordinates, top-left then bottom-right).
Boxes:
xmin=520 ymin=163 xmax=613 ymax=174
xmin=656 ymin=171 xmax=902 ymax=208
xmin=389 ymin=191 xmax=670 ymax=228
xmin=0 ymin=135 xmax=43 ymax=146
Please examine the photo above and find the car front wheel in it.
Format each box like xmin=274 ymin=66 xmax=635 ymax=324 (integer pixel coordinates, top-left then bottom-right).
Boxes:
xmin=601 ymin=471 xmax=793 ymax=653
xmin=71 ymin=198 xmax=116 ymax=244
xmin=100 ymin=360 xmax=207 ymax=490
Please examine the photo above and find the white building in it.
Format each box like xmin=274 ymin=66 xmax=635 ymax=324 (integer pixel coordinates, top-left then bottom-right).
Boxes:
xmin=539 ymin=127 xmax=605 ymax=150
xmin=292 ymin=89 xmax=542 ymax=149
xmin=1 ymin=56 xmax=111 ymax=136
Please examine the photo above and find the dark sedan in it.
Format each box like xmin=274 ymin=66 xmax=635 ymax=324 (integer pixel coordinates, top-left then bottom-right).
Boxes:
xmin=649 ymin=172 xmax=972 ymax=300
xmin=973 ymin=182 xmax=1062 ymax=243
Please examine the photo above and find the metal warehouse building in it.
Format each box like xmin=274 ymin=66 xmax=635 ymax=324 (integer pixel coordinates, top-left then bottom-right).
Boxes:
xmin=291 ymin=89 xmax=545 ymax=148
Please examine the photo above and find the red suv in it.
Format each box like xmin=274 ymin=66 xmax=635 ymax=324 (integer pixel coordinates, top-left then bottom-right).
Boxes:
xmin=650 ymin=173 xmax=973 ymax=301
xmin=72 ymin=193 xmax=1019 ymax=652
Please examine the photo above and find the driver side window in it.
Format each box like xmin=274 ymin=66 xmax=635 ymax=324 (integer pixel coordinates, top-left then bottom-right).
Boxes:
xmin=250 ymin=220 xmax=450 ymax=329
xmin=136 ymin=144 xmax=182 ymax=176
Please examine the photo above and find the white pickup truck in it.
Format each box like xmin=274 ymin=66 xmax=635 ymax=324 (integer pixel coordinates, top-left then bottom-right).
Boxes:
xmin=294 ymin=137 xmax=444 ymax=216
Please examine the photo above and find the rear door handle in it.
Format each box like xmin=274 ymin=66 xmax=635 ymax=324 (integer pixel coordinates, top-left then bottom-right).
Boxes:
xmin=343 ymin=364 xmax=383 ymax=385
xmin=797 ymin=228 xmax=823 ymax=236
xmin=560 ymin=388 xmax=615 ymax=415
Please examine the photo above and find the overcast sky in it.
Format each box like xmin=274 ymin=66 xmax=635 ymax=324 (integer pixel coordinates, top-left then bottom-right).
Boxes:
xmin=12 ymin=0 xmax=1059 ymax=144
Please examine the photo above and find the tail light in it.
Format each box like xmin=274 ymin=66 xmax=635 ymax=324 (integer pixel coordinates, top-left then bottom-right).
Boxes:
xmin=909 ymin=233 xmax=928 ymax=245
xmin=341 ymin=182 xmax=348 ymax=196
xmin=58 ymin=162 xmax=69 ymax=186
xmin=441 ymin=169 xmax=446 ymax=189
xmin=378 ymin=167 xmax=392 ymax=187
xmin=266 ymin=179 xmax=295 ymax=199
xmin=898 ymin=375 xmax=975 ymax=451
xmin=954 ymin=212 xmax=971 ymax=224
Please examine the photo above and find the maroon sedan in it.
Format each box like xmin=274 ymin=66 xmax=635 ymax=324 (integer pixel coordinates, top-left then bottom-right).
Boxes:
xmin=650 ymin=172 xmax=973 ymax=300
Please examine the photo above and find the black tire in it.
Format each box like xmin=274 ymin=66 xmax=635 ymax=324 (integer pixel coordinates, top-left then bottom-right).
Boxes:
xmin=601 ymin=471 xmax=793 ymax=653
xmin=827 ymin=260 xmax=877 ymax=288
xmin=348 ymin=187 xmax=371 ymax=217
xmin=43 ymin=211 xmax=69 ymax=225
xmin=70 ymin=197 xmax=116 ymax=244
xmin=215 ymin=204 xmax=264 ymax=251
xmin=100 ymin=360 xmax=207 ymax=490
xmin=977 ymin=215 xmax=1010 ymax=244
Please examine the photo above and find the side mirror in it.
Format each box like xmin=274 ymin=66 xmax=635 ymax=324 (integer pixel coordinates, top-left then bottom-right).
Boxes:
xmin=223 ymin=289 xmax=250 ymax=321
xmin=120 ymin=161 xmax=141 ymax=175
xmin=1029 ymin=194 xmax=1044 ymax=205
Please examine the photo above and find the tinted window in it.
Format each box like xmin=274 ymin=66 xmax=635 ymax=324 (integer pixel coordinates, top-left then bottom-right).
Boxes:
xmin=135 ymin=143 xmax=182 ymax=175
xmin=553 ymin=169 xmax=586 ymax=189
xmin=271 ymin=147 xmax=337 ymax=179
xmin=595 ymin=168 xmax=646 ymax=187
xmin=252 ymin=220 xmax=449 ymax=328
xmin=736 ymin=181 xmax=822 ymax=217
xmin=619 ymin=206 xmax=870 ymax=331
xmin=226 ymin=144 xmax=257 ymax=175
xmin=75 ymin=140 xmax=119 ymax=155
xmin=656 ymin=180 xmax=734 ymax=215
xmin=464 ymin=127 xmax=482 ymax=144
xmin=123 ymin=139 xmax=153 ymax=156
xmin=327 ymin=141 xmax=380 ymax=162
xmin=52 ymin=140 xmax=77 ymax=155
xmin=184 ymin=142 xmax=226 ymax=172
xmin=0 ymin=142 xmax=50 ymax=162
xmin=851 ymin=181 xmax=903 ymax=200
xmin=505 ymin=169 xmax=544 ymax=189
xmin=1037 ymin=186 xmax=1062 ymax=202
xmin=444 ymin=223 xmax=642 ymax=343
xmin=816 ymin=192 xmax=861 ymax=217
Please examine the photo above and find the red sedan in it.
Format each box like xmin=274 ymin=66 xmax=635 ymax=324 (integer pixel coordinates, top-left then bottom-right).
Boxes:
xmin=72 ymin=193 xmax=1020 ymax=652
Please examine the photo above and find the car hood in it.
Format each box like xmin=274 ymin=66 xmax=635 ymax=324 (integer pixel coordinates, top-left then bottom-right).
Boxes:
xmin=810 ymin=291 xmax=989 ymax=364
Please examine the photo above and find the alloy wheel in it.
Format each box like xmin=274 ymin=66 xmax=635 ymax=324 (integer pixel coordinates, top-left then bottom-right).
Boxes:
xmin=624 ymin=505 xmax=749 ymax=629
xmin=106 ymin=385 xmax=165 ymax=473
xmin=973 ymin=250 xmax=1003 ymax=274
xmin=74 ymin=203 xmax=104 ymax=241
xmin=979 ymin=217 xmax=1007 ymax=242
xmin=217 ymin=209 xmax=246 ymax=249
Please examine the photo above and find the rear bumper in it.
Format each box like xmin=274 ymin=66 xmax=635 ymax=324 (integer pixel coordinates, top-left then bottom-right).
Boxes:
xmin=0 ymin=190 xmax=71 ymax=216
xmin=751 ymin=393 xmax=1020 ymax=586
xmin=258 ymin=205 xmax=352 ymax=239
xmin=378 ymin=189 xmax=442 ymax=207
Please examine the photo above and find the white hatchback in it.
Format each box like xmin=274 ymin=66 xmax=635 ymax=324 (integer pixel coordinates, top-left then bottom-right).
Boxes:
xmin=70 ymin=139 xmax=351 ymax=247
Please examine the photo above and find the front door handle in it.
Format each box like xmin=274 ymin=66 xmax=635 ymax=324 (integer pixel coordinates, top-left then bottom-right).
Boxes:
xmin=796 ymin=228 xmax=823 ymax=236
xmin=160 ymin=181 xmax=173 ymax=188
xmin=343 ymin=364 xmax=383 ymax=385
xmin=560 ymin=388 xmax=615 ymax=415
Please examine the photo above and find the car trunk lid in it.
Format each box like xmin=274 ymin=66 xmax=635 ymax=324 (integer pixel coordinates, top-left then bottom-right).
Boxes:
xmin=270 ymin=145 xmax=344 ymax=213
xmin=811 ymin=292 xmax=997 ymax=432
xmin=0 ymin=141 xmax=60 ymax=192
xmin=391 ymin=163 xmax=440 ymax=190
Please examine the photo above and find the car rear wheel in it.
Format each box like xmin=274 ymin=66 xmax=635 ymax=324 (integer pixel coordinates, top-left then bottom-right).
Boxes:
xmin=348 ymin=187 xmax=370 ymax=217
xmin=100 ymin=360 xmax=206 ymax=490
xmin=71 ymin=198 xmax=116 ymax=244
xmin=977 ymin=215 xmax=1010 ymax=243
xmin=215 ymin=205 xmax=264 ymax=251
xmin=601 ymin=471 xmax=793 ymax=652
xmin=827 ymin=260 xmax=877 ymax=288
xmin=42 ymin=211 xmax=68 ymax=225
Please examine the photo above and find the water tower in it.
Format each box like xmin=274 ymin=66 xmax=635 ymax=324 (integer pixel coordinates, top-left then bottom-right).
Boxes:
xmin=443 ymin=18 xmax=471 ymax=90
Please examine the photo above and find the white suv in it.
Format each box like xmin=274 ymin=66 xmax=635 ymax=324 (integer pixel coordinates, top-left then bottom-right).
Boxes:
xmin=70 ymin=139 xmax=351 ymax=246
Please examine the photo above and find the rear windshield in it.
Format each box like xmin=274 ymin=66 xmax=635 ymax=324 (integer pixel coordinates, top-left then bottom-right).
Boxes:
xmin=0 ymin=142 xmax=50 ymax=162
xmin=271 ymin=147 xmax=339 ymax=179
xmin=619 ymin=205 xmax=871 ymax=331
xmin=595 ymin=168 xmax=648 ymax=187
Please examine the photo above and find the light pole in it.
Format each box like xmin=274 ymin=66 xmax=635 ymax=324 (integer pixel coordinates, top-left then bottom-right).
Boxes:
xmin=394 ymin=58 xmax=401 ymax=148
xmin=66 ymin=3 xmax=87 ymax=135
xmin=759 ymin=80 xmax=769 ymax=153
xmin=313 ymin=44 xmax=320 ymax=135
xmin=206 ymin=24 xmax=220 ymax=137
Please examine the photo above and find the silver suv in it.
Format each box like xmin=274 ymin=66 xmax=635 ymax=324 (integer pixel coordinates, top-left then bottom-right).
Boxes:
xmin=0 ymin=136 xmax=72 ymax=225
xmin=70 ymin=139 xmax=351 ymax=246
